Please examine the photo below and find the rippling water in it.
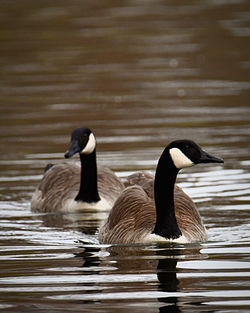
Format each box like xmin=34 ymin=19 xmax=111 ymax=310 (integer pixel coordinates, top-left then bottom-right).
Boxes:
xmin=0 ymin=1 xmax=250 ymax=312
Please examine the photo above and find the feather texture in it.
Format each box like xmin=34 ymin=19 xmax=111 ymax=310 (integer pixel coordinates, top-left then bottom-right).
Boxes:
xmin=99 ymin=140 xmax=223 ymax=244
xmin=31 ymin=163 xmax=124 ymax=212
xmin=99 ymin=171 xmax=207 ymax=244
xmin=99 ymin=185 xmax=155 ymax=244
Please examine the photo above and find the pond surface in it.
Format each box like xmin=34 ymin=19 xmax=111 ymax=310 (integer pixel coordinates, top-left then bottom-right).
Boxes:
xmin=0 ymin=1 xmax=250 ymax=312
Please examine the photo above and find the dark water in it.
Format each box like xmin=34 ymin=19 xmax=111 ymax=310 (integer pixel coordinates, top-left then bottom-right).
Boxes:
xmin=0 ymin=1 xmax=250 ymax=312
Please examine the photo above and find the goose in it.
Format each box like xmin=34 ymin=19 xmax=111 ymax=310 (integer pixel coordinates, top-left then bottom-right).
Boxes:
xmin=31 ymin=127 xmax=124 ymax=212
xmin=99 ymin=140 xmax=224 ymax=244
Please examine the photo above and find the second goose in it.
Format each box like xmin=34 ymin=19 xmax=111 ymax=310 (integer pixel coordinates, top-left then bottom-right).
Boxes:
xmin=31 ymin=127 xmax=124 ymax=212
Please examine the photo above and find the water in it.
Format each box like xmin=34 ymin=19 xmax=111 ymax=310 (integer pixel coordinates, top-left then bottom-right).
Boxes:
xmin=0 ymin=1 xmax=250 ymax=312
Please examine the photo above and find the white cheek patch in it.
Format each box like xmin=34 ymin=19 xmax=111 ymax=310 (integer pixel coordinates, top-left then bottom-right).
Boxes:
xmin=81 ymin=133 xmax=96 ymax=154
xmin=169 ymin=148 xmax=194 ymax=169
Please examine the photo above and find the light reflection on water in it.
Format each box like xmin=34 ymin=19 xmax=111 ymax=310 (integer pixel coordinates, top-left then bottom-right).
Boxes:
xmin=0 ymin=0 xmax=250 ymax=312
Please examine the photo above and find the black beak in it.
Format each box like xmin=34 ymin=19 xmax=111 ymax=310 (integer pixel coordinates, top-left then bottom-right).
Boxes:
xmin=64 ymin=140 xmax=80 ymax=159
xmin=199 ymin=150 xmax=224 ymax=164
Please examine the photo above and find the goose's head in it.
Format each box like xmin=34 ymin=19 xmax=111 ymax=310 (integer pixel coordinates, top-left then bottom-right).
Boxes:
xmin=168 ymin=140 xmax=224 ymax=170
xmin=64 ymin=127 xmax=96 ymax=158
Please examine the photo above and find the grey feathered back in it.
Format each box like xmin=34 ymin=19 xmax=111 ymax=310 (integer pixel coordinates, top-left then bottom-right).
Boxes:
xmin=31 ymin=163 xmax=124 ymax=212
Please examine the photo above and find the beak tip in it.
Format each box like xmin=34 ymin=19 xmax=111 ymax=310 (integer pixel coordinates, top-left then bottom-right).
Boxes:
xmin=214 ymin=157 xmax=224 ymax=164
xmin=200 ymin=150 xmax=224 ymax=164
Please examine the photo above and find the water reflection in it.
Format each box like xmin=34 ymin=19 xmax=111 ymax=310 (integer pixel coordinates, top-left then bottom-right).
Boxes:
xmin=37 ymin=209 xmax=108 ymax=232
xmin=73 ymin=242 xmax=205 ymax=310
xmin=157 ymin=248 xmax=181 ymax=312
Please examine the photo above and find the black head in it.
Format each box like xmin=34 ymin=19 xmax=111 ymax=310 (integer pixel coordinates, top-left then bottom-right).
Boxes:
xmin=167 ymin=139 xmax=224 ymax=169
xmin=64 ymin=127 xmax=96 ymax=159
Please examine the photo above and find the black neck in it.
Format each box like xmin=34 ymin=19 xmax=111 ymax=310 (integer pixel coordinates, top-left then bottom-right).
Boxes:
xmin=75 ymin=150 xmax=101 ymax=203
xmin=152 ymin=151 xmax=182 ymax=240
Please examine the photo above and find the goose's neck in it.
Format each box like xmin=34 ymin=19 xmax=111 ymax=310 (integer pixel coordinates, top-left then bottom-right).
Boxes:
xmin=152 ymin=152 xmax=182 ymax=240
xmin=75 ymin=150 xmax=100 ymax=203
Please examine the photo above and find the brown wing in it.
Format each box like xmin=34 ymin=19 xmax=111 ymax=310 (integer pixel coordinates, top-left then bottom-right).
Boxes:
xmin=174 ymin=185 xmax=207 ymax=241
xmin=126 ymin=172 xmax=154 ymax=199
xmin=97 ymin=167 xmax=124 ymax=205
xmin=31 ymin=162 xmax=81 ymax=212
xmin=99 ymin=185 xmax=155 ymax=244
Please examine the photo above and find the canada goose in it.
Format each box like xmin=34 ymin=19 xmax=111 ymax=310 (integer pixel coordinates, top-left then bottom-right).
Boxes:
xmin=99 ymin=140 xmax=224 ymax=244
xmin=31 ymin=127 xmax=124 ymax=212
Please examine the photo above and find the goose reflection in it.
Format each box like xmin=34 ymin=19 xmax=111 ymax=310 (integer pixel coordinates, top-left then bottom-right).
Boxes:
xmin=156 ymin=247 xmax=180 ymax=312
xmin=73 ymin=242 xmax=203 ymax=312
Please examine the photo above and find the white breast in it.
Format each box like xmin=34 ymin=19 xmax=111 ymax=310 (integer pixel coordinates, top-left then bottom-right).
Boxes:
xmin=62 ymin=197 xmax=111 ymax=212
xmin=143 ymin=233 xmax=189 ymax=244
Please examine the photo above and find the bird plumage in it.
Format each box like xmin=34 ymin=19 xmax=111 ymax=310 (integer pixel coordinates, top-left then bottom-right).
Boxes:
xmin=99 ymin=140 xmax=223 ymax=244
xmin=31 ymin=127 xmax=124 ymax=212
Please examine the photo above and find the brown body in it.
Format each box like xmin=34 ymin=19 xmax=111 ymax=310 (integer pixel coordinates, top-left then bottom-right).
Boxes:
xmin=99 ymin=172 xmax=207 ymax=244
xmin=31 ymin=162 xmax=124 ymax=212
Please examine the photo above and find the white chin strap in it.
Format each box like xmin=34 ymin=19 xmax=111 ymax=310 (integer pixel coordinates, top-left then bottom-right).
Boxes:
xmin=81 ymin=133 xmax=96 ymax=154
xmin=169 ymin=147 xmax=194 ymax=169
